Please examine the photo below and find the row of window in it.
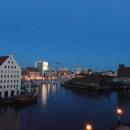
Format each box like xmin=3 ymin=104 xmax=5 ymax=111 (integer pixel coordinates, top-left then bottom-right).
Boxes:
xmin=4 ymin=66 xmax=17 ymax=69
xmin=0 ymin=85 xmax=19 ymax=89
xmin=0 ymin=75 xmax=19 ymax=78
xmin=0 ymin=80 xmax=20 ymax=83
xmin=1 ymin=70 xmax=19 ymax=73
xmin=8 ymin=60 xmax=13 ymax=64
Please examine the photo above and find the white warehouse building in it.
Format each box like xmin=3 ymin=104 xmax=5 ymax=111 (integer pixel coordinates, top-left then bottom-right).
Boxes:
xmin=0 ymin=55 xmax=21 ymax=99
xmin=36 ymin=60 xmax=49 ymax=75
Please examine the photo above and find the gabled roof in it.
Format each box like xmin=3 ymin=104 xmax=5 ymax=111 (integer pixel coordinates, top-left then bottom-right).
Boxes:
xmin=0 ymin=56 xmax=9 ymax=65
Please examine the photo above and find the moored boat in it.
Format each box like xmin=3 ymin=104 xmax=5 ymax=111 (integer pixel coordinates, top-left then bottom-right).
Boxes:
xmin=15 ymin=80 xmax=38 ymax=104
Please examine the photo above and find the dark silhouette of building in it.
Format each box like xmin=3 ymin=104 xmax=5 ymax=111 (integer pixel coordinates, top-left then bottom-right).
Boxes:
xmin=118 ymin=64 xmax=130 ymax=77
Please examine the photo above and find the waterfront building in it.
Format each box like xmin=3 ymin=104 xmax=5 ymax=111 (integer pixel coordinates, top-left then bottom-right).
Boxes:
xmin=36 ymin=61 xmax=49 ymax=75
xmin=75 ymin=68 xmax=82 ymax=74
xmin=22 ymin=67 xmax=42 ymax=80
xmin=59 ymin=67 xmax=69 ymax=72
xmin=81 ymin=68 xmax=92 ymax=75
xmin=0 ymin=55 xmax=21 ymax=98
xmin=102 ymin=70 xmax=117 ymax=77
xmin=118 ymin=64 xmax=130 ymax=77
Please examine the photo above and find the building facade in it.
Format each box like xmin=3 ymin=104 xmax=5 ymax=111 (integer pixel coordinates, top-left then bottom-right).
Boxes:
xmin=36 ymin=61 xmax=49 ymax=75
xmin=0 ymin=55 xmax=21 ymax=98
xmin=22 ymin=67 xmax=42 ymax=80
xmin=118 ymin=64 xmax=130 ymax=77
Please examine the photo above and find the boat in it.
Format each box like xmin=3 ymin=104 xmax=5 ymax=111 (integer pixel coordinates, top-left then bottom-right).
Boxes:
xmin=15 ymin=80 xmax=38 ymax=104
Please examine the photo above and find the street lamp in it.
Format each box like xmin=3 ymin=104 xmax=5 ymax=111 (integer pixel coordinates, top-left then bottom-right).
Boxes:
xmin=85 ymin=123 xmax=93 ymax=130
xmin=116 ymin=107 xmax=124 ymax=126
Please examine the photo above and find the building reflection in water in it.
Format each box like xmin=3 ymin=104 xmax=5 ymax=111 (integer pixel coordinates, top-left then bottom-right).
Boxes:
xmin=41 ymin=84 xmax=59 ymax=108
xmin=117 ymin=89 xmax=130 ymax=105
xmin=0 ymin=106 xmax=20 ymax=130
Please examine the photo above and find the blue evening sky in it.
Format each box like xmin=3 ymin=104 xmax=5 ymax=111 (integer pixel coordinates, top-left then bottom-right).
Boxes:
xmin=0 ymin=0 xmax=130 ymax=70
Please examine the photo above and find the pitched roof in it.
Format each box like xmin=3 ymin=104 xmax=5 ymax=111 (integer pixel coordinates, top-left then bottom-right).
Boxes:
xmin=0 ymin=56 xmax=9 ymax=65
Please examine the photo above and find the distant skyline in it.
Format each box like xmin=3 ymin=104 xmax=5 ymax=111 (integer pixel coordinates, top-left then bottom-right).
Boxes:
xmin=0 ymin=0 xmax=130 ymax=71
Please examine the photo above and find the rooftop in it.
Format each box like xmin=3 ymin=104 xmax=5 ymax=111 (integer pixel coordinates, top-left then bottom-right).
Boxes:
xmin=0 ymin=56 xmax=9 ymax=65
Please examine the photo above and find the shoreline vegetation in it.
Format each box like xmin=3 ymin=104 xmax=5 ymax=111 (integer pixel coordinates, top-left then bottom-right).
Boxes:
xmin=62 ymin=75 xmax=122 ymax=90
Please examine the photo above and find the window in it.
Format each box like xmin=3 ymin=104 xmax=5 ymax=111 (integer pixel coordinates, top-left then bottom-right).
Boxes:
xmin=5 ymin=66 xmax=7 ymax=68
xmin=0 ymin=80 xmax=2 ymax=83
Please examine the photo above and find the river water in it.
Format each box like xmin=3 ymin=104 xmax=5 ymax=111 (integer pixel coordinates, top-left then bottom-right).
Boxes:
xmin=0 ymin=84 xmax=130 ymax=130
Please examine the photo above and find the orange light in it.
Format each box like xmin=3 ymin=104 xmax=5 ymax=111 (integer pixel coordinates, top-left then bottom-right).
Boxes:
xmin=86 ymin=124 xmax=93 ymax=130
xmin=116 ymin=108 xmax=124 ymax=116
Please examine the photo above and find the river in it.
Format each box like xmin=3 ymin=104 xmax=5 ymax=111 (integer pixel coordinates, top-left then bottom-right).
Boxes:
xmin=0 ymin=84 xmax=130 ymax=130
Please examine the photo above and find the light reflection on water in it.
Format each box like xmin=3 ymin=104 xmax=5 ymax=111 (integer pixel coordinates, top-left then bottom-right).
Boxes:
xmin=0 ymin=84 xmax=130 ymax=130
xmin=41 ymin=84 xmax=48 ymax=108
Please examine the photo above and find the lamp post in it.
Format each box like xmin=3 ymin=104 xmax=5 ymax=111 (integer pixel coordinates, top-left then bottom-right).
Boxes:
xmin=85 ymin=123 xmax=93 ymax=130
xmin=116 ymin=107 xmax=124 ymax=126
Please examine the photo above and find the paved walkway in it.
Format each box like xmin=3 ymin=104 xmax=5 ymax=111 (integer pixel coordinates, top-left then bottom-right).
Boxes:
xmin=116 ymin=126 xmax=130 ymax=130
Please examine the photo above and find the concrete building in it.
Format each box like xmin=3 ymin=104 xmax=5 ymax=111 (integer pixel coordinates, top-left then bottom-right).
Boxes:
xmin=36 ymin=61 xmax=49 ymax=75
xmin=0 ymin=55 xmax=21 ymax=98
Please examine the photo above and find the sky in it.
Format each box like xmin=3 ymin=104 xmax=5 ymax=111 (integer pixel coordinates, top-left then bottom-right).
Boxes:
xmin=0 ymin=0 xmax=130 ymax=71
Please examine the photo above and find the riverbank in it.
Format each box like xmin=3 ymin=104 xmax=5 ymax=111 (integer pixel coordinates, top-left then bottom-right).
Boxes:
xmin=63 ymin=75 xmax=122 ymax=90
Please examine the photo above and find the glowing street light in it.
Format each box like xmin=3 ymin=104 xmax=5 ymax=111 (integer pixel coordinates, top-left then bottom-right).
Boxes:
xmin=116 ymin=107 xmax=124 ymax=125
xmin=116 ymin=108 xmax=123 ymax=116
xmin=85 ymin=123 xmax=93 ymax=130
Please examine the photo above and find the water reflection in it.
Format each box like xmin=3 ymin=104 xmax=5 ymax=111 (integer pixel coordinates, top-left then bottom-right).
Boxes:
xmin=41 ymin=84 xmax=48 ymax=108
xmin=41 ymin=84 xmax=60 ymax=109
xmin=117 ymin=90 xmax=130 ymax=105
xmin=0 ymin=106 xmax=20 ymax=130
xmin=0 ymin=85 xmax=130 ymax=130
